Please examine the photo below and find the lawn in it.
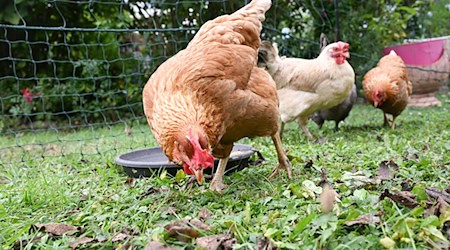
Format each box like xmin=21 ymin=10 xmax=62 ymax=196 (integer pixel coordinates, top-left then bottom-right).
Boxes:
xmin=0 ymin=95 xmax=449 ymax=249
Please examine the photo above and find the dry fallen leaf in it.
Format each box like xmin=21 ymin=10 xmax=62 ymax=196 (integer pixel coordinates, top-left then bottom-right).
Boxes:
xmin=33 ymin=223 xmax=79 ymax=236
xmin=257 ymin=236 xmax=276 ymax=250
xmin=122 ymin=226 xmax=141 ymax=236
xmin=344 ymin=214 xmax=381 ymax=226
xmin=111 ymin=233 xmax=130 ymax=242
xmin=380 ymin=189 xmax=419 ymax=208
xmin=320 ymin=183 xmax=339 ymax=213
xmin=164 ymin=218 xmax=211 ymax=242
xmin=188 ymin=218 xmax=212 ymax=231
xmin=318 ymin=168 xmax=328 ymax=187
xmin=13 ymin=236 xmax=43 ymax=250
xmin=144 ymin=241 xmax=176 ymax=250
xmin=400 ymin=180 xmax=414 ymax=191
xmin=425 ymin=196 xmax=449 ymax=217
xmin=198 ymin=208 xmax=213 ymax=222
xmin=376 ymin=160 xmax=398 ymax=181
xmin=425 ymin=188 xmax=450 ymax=203
xmin=196 ymin=234 xmax=236 ymax=250
xmin=69 ymin=236 xmax=96 ymax=249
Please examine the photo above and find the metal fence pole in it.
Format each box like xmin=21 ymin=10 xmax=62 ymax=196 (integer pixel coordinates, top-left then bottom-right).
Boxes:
xmin=335 ymin=0 xmax=340 ymax=41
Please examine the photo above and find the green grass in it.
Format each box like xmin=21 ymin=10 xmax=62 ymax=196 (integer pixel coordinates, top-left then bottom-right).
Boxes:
xmin=1 ymin=94 xmax=449 ymax=249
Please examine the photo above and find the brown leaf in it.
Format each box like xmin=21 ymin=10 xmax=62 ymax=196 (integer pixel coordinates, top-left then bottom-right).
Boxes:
xmin=188 ymin=218 xmax=211 ymax=231
xmin=344 ymin=214 xmax=380 ymax=226
xmin=400 ymin=180 xmax=414 ymax=191
xmin=165 ymin=207 xmax=177 ymax=215
xmin=33 ymin=223 xmax=79 ymax=236
xmin=96 ymin=235 xmax=108 ymax=243
xmin=198 ymin=208 xmax=213 ymax=222
xmin=425 ymin=188 xmax=450 ymax=203
xmin=376 ymin=160 xmax=398 ymax=181
xmin=111 ymin=233 xmax=130 ymax=242
xmin=125 ymin=178 xmax=136 ymax=188
xmin=379 ymin=189 xmax=419 ymax=208
xmin=425 ymin=196 xmax=449 ymax=217
xmin=122 ymin=226 xmax=140 ymax=236
xmin=318 ymin=168 xmax=328 ymax=187
xmin=164 ymin=218 xmax=211 ymax=242
xmin=69 ymin=237 xmax=96 ymax=249
xmin=196 ymin=234 xmax=236 ymax=250
xmin=144 ymin=241 xmax=176 ymax=250
xmin=257 ymin=236 xmax=276 ymax=250
xmin=320 ymin=183 xmax=338 ymax=213
xmin=13 ymin=236 xmax=43 ymax=250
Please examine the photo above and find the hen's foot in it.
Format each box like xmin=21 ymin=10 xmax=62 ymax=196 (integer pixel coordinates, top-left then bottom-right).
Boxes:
xmin=209 ymin=179 xmax=228 ymax=193
xmin=391 ymin=117 xmax=397 ymax=129
xmin=300 ymin=124 xmax=314 ymax=141
xmin=269 ymin=158 xmax=292 ymax=179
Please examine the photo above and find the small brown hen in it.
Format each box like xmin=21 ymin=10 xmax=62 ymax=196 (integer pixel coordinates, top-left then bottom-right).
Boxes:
xmin=363 ymin=50 xmax=413 ymax=129
xmin=142 ymin=0 xmax=291 ymax=192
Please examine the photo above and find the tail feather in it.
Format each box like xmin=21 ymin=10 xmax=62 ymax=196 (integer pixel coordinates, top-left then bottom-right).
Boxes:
xmin=187 ymin=0 xmax=271 ymax=51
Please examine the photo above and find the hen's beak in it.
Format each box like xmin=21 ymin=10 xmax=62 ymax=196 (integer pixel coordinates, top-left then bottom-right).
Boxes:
xmin=192 ymin=169 xmax=203 ymax=184
xmin=342 ymin=51 xmax=350 ymax=58
xmin=374 ymin=100 xmax=379 ymax=107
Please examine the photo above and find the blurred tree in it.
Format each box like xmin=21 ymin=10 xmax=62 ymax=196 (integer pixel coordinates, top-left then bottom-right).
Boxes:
xmin=0 ymin=0 xmax=448 ymax=128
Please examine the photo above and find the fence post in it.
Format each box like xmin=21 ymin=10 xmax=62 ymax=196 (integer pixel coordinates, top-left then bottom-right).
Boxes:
xmin=335 ymin=0 xmax=340 ymax=41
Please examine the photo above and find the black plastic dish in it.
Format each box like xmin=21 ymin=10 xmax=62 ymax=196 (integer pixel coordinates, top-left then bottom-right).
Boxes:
xmin=115 ymin=144 xmax=257 ymax=178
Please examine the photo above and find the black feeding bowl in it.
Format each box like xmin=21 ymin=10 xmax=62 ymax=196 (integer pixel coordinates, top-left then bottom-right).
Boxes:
xmin=115 ymin=144 xmax=257 ymax=178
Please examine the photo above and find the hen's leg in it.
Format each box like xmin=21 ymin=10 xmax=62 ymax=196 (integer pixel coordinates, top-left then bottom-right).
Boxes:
xmin=318 ymin=121 xmax=324 ymax=130
xmin=299 ymin=117 xmax=314 ymax=140
xmin=210 ymin=156 xmax=229 ymax=193
xmin=391 ymin=115 xmax=397 ymax=129
xmin=278 ymin=121 xmax=285 ymax=141
xmin=334 ymin=121 xmax=340 ymax=132
xmin=383 ymin=112 xmax=390 ymax=127
xmin=269 ymin=132 xmax=292 ymax=179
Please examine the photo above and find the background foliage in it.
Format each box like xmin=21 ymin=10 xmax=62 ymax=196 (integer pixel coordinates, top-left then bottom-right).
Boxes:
xmin=0 ymin=0 xmax=449 ymax=132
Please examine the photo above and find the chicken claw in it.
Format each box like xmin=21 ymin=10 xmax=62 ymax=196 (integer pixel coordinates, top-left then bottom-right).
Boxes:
xmin=209 ymin=157 xmax=229 ymax=193
xmin=269 ymin=133 xmax=292 ymax=179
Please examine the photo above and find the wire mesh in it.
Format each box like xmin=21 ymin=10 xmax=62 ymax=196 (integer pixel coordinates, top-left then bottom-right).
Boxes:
xmin=0 ymin=0 xmax=449 ymax=166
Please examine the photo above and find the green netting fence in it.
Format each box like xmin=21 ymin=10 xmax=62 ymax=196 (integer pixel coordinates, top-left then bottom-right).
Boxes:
xmin=0 ymin=0 xmax=449 ymax=166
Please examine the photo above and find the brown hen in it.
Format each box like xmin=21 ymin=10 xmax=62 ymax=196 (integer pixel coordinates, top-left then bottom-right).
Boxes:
xmin=363 ymin=50 xmax=413 ymax=129
xmin=142 ymin=0 xmax=291 ymax=192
